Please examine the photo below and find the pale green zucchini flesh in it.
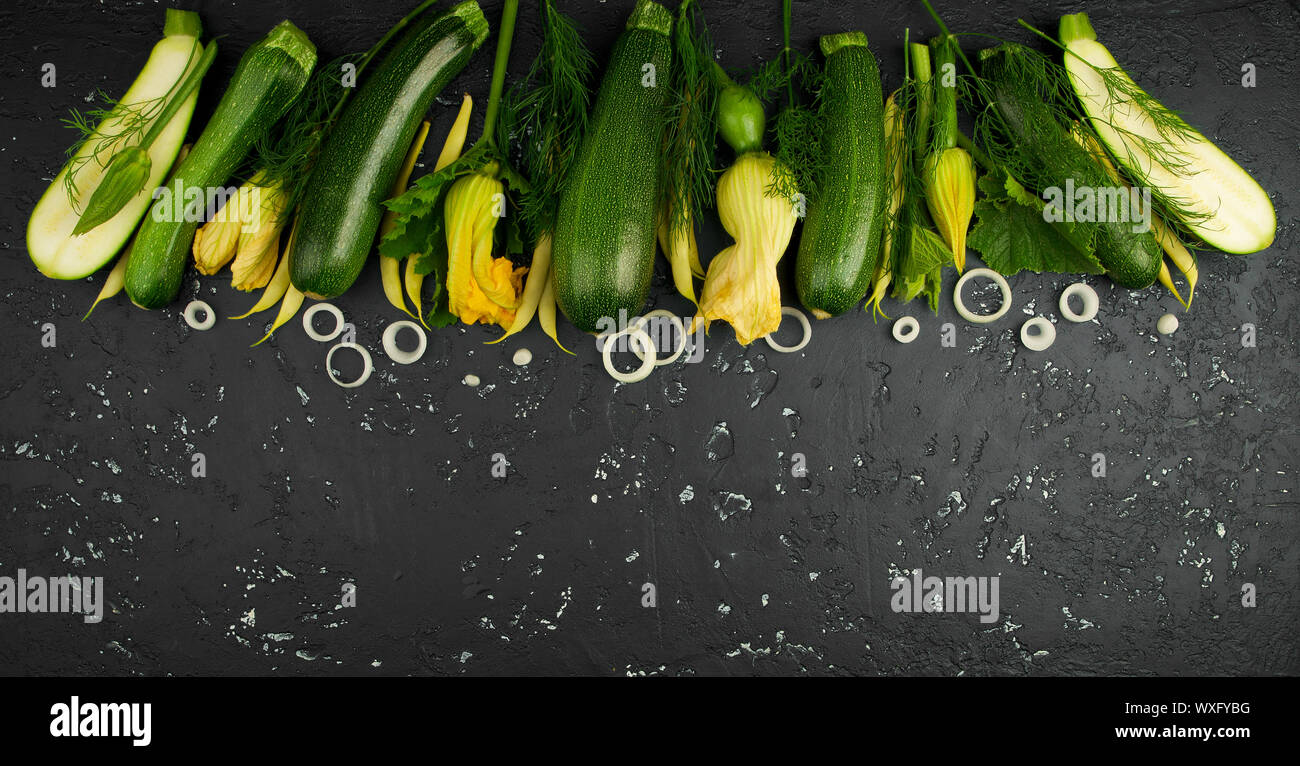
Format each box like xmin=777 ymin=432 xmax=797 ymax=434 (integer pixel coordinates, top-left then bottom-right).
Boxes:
xmin=1060 ymin=13 xmax=1275 ymax=254
xmin=27 ymin=11 xmax=205 ymax=280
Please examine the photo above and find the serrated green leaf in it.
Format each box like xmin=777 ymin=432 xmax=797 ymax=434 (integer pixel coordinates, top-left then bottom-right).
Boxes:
xmin=968 ymin=169 xmax=1104 ymax=277
xmin=925 ymin=267 xmax=943 ymax=313
xmin=900 ymin=225 xmax=954 ymax=284
xmin=409 ymin=214 xmax=452 ymax=327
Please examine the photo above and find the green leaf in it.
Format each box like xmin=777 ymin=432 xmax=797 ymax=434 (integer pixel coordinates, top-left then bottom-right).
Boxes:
xmin=893 ymin=224 xmax=953 ymax=304
xmin=380 ymin=163 xmax=465 ymax=327
xmin=503 ymin=206 xmax=524 ymax=257
xmin=968 ymin=169 xmax=1104 ymax=276
xmin=924 ymin=267 xmax=943 ymax=313
xmin=409 ymin=216 xmax=454 ymax=328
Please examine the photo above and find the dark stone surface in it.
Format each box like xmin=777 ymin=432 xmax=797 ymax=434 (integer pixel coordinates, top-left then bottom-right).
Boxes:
xmin=0 ymin=0 xmax=1295 ymax=676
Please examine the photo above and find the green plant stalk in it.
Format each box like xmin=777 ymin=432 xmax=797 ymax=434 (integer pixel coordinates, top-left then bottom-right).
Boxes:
xmin=334 ymin=0 xmax=441 ymax=126
xmin=928 ymin=35 xmax=956 ymax=152
xmin=956 ymin=130 xmax=993 ymax=171
xmin=921 ymin=0 xmax=980 ymax=75
xmin=910 ymin=42 xmax=932 ymax=165
xmin=782 ymin=0 xmax=794 ymax=109
xmin=71 ymin=41 xmax=216 ymax=236
xmin=137 ymin=42 xmax=214 ymax=150
xmin=477 ymin=0 xmax=520 ymax=152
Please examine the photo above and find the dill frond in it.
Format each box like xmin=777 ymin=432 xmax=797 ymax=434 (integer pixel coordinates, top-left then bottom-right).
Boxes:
xmin=61 ymin=90 xmax=168 ymax=209
xmin=659 ymin=0 xmax=719 ymax=236
xmin=507 ymin=0 xmax=594 ymax=243
xmin=254 ymin=53 xmax=360 ymax=221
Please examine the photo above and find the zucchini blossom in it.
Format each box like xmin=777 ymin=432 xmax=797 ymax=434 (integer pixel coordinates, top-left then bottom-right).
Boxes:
xmin=922 ymin=146 xmax=975 ymax=274
xmin=193 ymin=171 xmax=287 ymax=291
xmin=696 ymin=152 xmax=798 ymax=345
xmin=444 ymin=166 xmax=526 ymax=328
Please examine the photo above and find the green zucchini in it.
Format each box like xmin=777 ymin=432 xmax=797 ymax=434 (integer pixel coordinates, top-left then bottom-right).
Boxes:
xmin=290 ymin=1 xmax=489 ymax=300
xmin=551 ymin=0 xmax=672 ymax=333
xmin=794 ymin=31 xmax=887 ymax=318
xmin=125 ymin=21 xmax=317 ymax=309
xmin=1059 ymin=13 xmax=1275 ymax=254
xmin=28 ymin=10 xmax=206 ymax=280
xmin=980 ymin=45 xmax=1162 ymax=288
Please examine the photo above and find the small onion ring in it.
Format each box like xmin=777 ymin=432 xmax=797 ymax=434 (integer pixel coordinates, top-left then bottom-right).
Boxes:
xmin=632 ymin=310 xmax=687 ymax=366
xmin=602 ymin=326 xmax=656 ymax=383
xmin=382 ymin=320 xmax=426 ymax=364
xmin=303 ymin=303 xmax=345 ymax=342
xmin=892 ymin=316 xmax=920 ymax=344
xmin=183 ymin=300 xmax=215 ymax=331
xmin=764 ymin=306 xmax=812 ymax=353
xmin=1020 ymin=317 xmax=1056 ymax=352
xmin=953 ymin=268 xmax=1012 ymax=324
xmin=1059 ymin=282 xmax=1099 ymax=323
xmin=325 ymin=342 xmax=372 ymax=388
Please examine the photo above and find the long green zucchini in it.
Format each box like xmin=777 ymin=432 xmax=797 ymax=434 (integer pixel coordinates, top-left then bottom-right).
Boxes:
xmin=125 ymin=21 xmax=317 ymax=309
xmin=794 ymin=31 xmax=887 ymax=319
xmin=290 ymin=1 xmax=488 ymax=300
xmin=28 ymin=10 xmax=206 ymax=280
xmin=551 ymin=0 xmax=673 ymax=333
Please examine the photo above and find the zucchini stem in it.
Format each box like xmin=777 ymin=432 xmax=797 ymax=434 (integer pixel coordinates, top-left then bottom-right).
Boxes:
xmin=476 ymin=0 xmax=520 ymax=152
xmin=138 ymin=41 xmax=216 ymax=151
xmin=781 ymin=0 xmax=794 ymax=110
xmin=921 ymin=0 xmax=980 ymax=76
xmin=928 ymin=35 xmax=957 ymax=152
xmin=955 ymin=130 xmax=994 ymax=172
xmin=909 ymin=43 xmax=933 ymax=165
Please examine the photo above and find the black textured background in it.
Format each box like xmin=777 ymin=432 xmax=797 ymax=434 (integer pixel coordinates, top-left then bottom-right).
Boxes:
xmin=0 ymin=0 xmax=1296 ymax=676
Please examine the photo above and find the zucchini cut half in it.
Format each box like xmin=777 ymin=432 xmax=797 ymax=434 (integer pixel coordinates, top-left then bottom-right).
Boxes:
xmin=27 ymin=10 xmax=206 ymax=280
xmin=1060 ymin=13 xmax=1275 ymax=254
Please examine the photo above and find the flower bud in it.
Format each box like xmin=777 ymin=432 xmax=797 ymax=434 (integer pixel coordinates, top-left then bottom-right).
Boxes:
xmin=72 ymin=147 xmax=153 ymax=236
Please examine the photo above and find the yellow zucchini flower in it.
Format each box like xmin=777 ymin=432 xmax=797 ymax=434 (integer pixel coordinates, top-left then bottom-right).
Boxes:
xmin=923 ymin=146 xmax=976 ymax=273
xmin=444 ymin=167 xmax=526 ymax=328
xmin=192 ymin=171 xmax=287 ymax=291
xmin=696 ymin=152 xmax=798 ymax=345
xmin=230 ymin=176 xmax=288 ymax=291
xmin=192 ymin=193 xmax=242 ymax=276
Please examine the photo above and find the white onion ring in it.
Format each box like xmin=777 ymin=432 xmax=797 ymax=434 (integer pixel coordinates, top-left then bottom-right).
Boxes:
xmin=1059 ymin=282 xmax=1099 ymax=323
xmin=303 ymin=303 xmax=345 ymax=342
xmin=892 ymin=316 xmax=920 ymax=344
xmin=633 ymin=310 xmax=687 ymax=366
xmin=325 ymin=342 xmax=372 ymax=388
xmin=602 ymin=326 xmax=656 ymax=383
xmin=953 ymin=268 xmax=1012 ymax=324
xmin=764 ymin=306 xmax=812 ymax=353
xmin=382 ymin=320 xmax=426 ymax=364
xmin=1020 ymin=317 xmax=1056 ymax=351
xmin=183 ymin=300 xmax=215 ymax=331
